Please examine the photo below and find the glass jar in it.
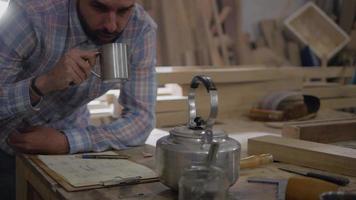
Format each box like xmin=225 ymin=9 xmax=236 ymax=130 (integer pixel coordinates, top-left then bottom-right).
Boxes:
xmin=178 ymin=165 xmax=229 ymax=200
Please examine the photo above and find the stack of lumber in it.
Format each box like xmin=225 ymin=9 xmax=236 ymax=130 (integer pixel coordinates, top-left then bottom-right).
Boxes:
xmin=248 ymin=135 xmax=356 ymax=177
xmin=139 ymin=0 xmax=356 ymax=67
xmin=247 ymin=1 xmax=356 ymax=67
xmin=282 ymin=117 xmax=356 ymax=143
xmin=249 ymin=19 xmax=297 ymax=67
xmin=87 ymin=66 xmax=356 ymax=127
xmin=155 ymin=66 xmax=356 ymax=127
xmin=139 ymin=0 xmax=242 ymax=66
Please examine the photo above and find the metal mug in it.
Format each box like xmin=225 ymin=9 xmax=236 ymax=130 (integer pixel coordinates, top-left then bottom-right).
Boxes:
xmin=91 ymin=43 xmax=129 ymax=82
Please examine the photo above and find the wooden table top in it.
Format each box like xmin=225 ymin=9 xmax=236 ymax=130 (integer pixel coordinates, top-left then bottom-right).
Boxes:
xmin=17 ymin=145 xmax=282 ymax=200
xmin=18 ymin=144 xmax=356 ymax=200
xmin=18 ymin=112 xmax=356 ymax=200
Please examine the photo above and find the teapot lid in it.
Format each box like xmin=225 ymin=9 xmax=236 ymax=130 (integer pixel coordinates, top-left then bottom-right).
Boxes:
xmin=170 ymin=126 xmax=226 ymax=139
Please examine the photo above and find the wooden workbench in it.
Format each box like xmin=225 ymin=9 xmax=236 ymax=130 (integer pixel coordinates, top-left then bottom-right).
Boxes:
xmin=15 ymin=146 xmax=356 ymax=200
xmin=16 ymin=145 xmax=278 ymax=200
xmin=16 ymin=113 xmax=356 ymax=200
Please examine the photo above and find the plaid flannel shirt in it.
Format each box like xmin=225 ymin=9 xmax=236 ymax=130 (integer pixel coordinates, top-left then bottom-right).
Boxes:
xmin=0 ymin=0 xmax=157 ymax=155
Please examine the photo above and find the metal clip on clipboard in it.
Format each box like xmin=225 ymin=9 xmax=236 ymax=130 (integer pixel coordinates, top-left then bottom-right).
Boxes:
xmin=101 ymin=176 xmax=142 ymax=186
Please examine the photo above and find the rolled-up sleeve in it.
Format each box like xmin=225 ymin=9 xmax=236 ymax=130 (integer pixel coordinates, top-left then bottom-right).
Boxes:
xmin=64 ymin=25 xmax=157 ymax=153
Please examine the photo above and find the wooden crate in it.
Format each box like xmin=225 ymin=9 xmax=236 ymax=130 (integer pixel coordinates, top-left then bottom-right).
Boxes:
xmin=284 ymin=2 xmax=350 ymax=60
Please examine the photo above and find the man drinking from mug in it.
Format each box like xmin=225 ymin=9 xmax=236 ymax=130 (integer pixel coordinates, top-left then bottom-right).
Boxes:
xmin=0 ymin=0 xmax=157 ymax=199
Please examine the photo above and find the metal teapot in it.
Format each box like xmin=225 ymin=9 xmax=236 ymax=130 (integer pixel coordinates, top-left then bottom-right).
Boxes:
xmin=155 ymin=75 xmax=241 ymax=190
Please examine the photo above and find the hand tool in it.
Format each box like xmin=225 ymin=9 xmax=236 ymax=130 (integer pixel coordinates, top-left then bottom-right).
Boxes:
xmin=247 ymin=177 xmax=288 ymax=200
xmin=248 ymin=176 xmax=339 ymax=200
xmin=279 ymin=167 xmax=350 ymax=186
xmin=241 ymin=153 xmax=273 ymax=169
xmin=79 ymin=154 xmax=130 ymax=159
xmin=286 ymin=176 xmax=338 ymax=200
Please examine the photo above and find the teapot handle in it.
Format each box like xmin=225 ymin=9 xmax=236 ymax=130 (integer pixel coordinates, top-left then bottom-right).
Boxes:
xmin=188 ymin=75 xmax=218 ymax=130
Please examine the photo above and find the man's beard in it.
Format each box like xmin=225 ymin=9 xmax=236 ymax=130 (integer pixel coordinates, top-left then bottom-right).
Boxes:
xmin=77 ymin=3 xmax=121 ymax=44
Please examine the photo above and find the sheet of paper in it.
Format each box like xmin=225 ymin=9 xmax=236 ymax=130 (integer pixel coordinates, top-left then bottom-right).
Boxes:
xmin=38 ymin=151 xmax=157 ymax=187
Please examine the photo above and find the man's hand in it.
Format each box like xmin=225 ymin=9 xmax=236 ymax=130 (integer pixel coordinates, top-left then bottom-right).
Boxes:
xmin=35 ymin=49 xmax=98 ymax=94
xmin=7 ymin=127 xmax=69 ymax=154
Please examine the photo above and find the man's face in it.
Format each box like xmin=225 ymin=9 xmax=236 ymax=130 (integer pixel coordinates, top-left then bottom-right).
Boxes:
xmin=77 ymin=0 xmax=135 ymax=44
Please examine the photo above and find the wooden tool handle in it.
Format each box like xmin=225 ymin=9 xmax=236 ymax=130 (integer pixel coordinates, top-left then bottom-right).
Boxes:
xmin=248 ymin=108 xmax=284 ymax=121
xmin=286 ymin=176 xmax=338 ymax=200
xmin=241 ymin=153 xmax=273 ymax=169
xmin=306 ymin=172 xmax=350 ymax=186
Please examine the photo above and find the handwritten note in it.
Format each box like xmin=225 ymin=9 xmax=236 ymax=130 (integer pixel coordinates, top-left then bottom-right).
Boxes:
xmin=38 ymin=151 xmax=157 ymax=187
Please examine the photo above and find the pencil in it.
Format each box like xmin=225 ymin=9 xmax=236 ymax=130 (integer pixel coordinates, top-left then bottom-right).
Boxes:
xmin=80 ymin=154 xmax=130 ymax=159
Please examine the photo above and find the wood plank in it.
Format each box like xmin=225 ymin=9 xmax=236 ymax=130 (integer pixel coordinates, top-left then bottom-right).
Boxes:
xmin=156 ymin=96 xmax=187 ymax=112
xmin=232 ymin=0 xmax=244 ymax=64
xmin=155 ymin=77 xmax=302 ymax=128
xmin=285 ymin=2 xmax=350 ymax=60
xmin=303 ymin=85 xmax=356 ymax=98
xmin=282 ymin=118 xmax=356 ymax=143
xmin=248 ymin=135 xmax=356 ymax=177
xmin=321 ymin=97 xmax=356 ymax=109
xmin=182 ymin=0 xmax=209 ymax=65
xmin=211 ymin=0 xmax=230 ymax=65
xmin=286 ymin=42 xmax=301 ymax=66
xmin=339 ymin=0 xmax=356 ymax=34
xmin=16 ymin=156 xmax=62 ymax=200
xmin=298 ymin=66 xmax=353 ymax=79
xmin=157 ymin=66 xmax=299 ymax=85
xmin=250 ymin=47 xmax=289 ymax=66
xmin=181 ymin=78 xmax=303 ymax=119
xmin=156 ymin=66 xmax=354 ymax=85
xmin=272 ymin=25 xmax=286 ymax=59
xmin=347 ymin=30 xmax=356 ymax=51
xmin=160 ymin=0 xmax=195 ymax=65
xmin=16 ymin=157 xmax=27 ymax=200
xmin=260 ymin=20 xmax=275 ymax=49
xmin=156 ymin=110 xmax=187 ymax=127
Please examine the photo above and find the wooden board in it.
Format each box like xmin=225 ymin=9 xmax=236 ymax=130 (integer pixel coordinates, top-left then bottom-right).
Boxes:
xmin=211 ymin=0 xmax=230 ymax=65
xmin=250 ymin=47 xmax=289 ymax=67
xmin=339 ymin=0 xmax=356 ymax=34
xmin=260 ymin=20 xmax=275 ymax=50
xmin=347 ymin=30 xmax=356 ymax=51
xmin=181 ymin=78 xmax=303 ymax=119
xmin=156 ymin=66 xmax=354 ymax=85
xmin=248 ymin=135 xmax=356 ymax=177
xmin=321 ymin=97 xmax=356 ymax=109
xmin=156 ymin=96 xmax=187 ymax=113
xmin=284 ymin=2 xmax=350 ymax=59
xmin=156 ymin=110 xmax=187 ymax=127
xmin=286 ymin=42 xmax=301 ymax=66
xmin=303 ymin=85 xmax=356 ymax=99
xmin=282 ymin=118 xmax=356 ymax=143
xmin=159 ymin=0 xmax=195 ymax=65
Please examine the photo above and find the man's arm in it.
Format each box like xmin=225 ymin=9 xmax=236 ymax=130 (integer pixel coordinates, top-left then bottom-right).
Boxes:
xmin=0 ymin=2 xmax=40 ymax=119
xmin=64 ymin=25 xmax=157 ymax=153
xmin=0 ymin=2 xmax=97 ymax=120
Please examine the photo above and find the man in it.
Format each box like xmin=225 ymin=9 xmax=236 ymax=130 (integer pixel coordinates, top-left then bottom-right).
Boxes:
xmin=0 ymin=0 xmax=157 ymax=199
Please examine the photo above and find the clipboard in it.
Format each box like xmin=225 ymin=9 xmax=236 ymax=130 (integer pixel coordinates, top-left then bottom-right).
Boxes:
xmin=29 ymin=151 xmax=159 ymax=192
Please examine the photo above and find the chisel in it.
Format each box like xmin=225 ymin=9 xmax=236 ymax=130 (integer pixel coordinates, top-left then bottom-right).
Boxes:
xmin=279 ymin=167 xmax=350 ymax=186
